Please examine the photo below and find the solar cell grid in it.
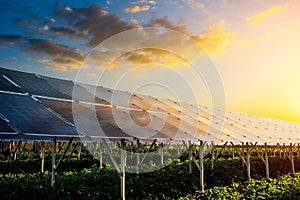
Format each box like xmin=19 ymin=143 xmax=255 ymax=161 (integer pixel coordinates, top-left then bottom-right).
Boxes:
xmin=0 ymin=117 xmax=16 ymax=133
xmin=0 ymin=93 xmax=78 ymax=137
xmin=0 ymin=75 xmax=23 ymax=93
xmin=0 ymin=68 xmax=68 ymax=99
xmin=42 ymin=76 xmax=110 ymax=105
xmin=1 ymin=67 xmax=300 ymax=144
xmin=38 ymin=98 xmax=132 ymax=139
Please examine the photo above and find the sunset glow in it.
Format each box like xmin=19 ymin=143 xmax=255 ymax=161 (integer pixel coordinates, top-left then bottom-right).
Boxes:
xmin=0 ymin=0 xmax=299 ymax=122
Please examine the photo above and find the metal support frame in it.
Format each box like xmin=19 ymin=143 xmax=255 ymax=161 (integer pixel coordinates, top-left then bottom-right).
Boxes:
xmin=40 ymin=141 xmax=45 ymax=172
xmin=199 ymin=140 xmax=205 ymax=193
xmin=283 ymin=143 xmax=287 ymax=159
xmin=288 ymin=143 xmax=295 ymax=176
xmin=188 ymin=141 xmax=193 ymax=173
xmin=136 ymin=139 xmax=140 ymax=175
xmin=246 ymin=143 xmax=251 ymax=182
xmin=138 ymin=139 xmax=157 ymax=169
xmin=78 ymin=143 xmax=82 ymax=159
xmin=9 ymin=141 xmax=21 ymax=161
xmin=210 ymin=142 xmax=227 ymax=177
xmin=211 ymin=142 xmax=215 ymax=178
xmin=56 ymin=137 xmax=74 ymax=169
xmin=120 ymin=139 xmax=126 ymax=200
xmin=234 ymin=142 xmax=257 ymax=183
xmin=67 ymin=142 xmax=80 ymax=161
xmin=160 ymin=144 xmax=164 ymax=165
xmin=51 ymin=137 xmax=56 ymax=188
xmin=98 ymin=143 xmax=103 ymax=168
xmin=257 ymin=143 xmax=277 ymax=180
xmin=100 ymin=139 xmax=130 ymax=200
xmin=51 ymin=137 xmax=74 ymax=188
xmin=182 ymin=140 xmax=207 ymax=193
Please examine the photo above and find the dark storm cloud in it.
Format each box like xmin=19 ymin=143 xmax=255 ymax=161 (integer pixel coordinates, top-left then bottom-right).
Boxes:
xmin=55 ymin=4 xmax=134 ymax=47
xmin=0 ymin=34 xmax=25 ymax=45
xmin=24 ymin=38 xmax=86 ymax=70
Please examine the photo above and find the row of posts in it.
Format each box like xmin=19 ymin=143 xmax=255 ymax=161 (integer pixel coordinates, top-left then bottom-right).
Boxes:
xmin=1 ymin=140 xmax=300 ymax=199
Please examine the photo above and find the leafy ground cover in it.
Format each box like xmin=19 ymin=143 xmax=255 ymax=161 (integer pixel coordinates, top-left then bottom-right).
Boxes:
xmin=1 ymin=149 xmax=300 ymax=199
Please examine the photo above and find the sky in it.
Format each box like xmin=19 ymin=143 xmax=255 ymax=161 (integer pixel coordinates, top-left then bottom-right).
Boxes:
xmin=0 ymin=0 xmax=299 ymax=122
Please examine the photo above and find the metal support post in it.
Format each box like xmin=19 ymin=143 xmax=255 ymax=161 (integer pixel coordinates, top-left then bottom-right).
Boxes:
xmin=211 ymin=142 xmax=215 ymax=177
xmin=246 ymin=142 xmax=251 ymax=183
xmin=51 ymin=137 xmax=57 ymax=188
xmin=290 ymin=143 xmax=295 ymax=176
xmin=160 ymin=145 xmax=164 ymax=165
xmin=99 ymin=143 xmax=103 ymax=168
xmin=199 ymin=140 xmax=205 ymax=193
xmin=78 ymin=143 xmax=82 ymax=159
xmin=41 ymin=141 xmax=45 ymax=172
xmin=120 ymin=139 xmax=126 ymax=200
xmin=188 ymin=141 xmax=192 ymax=173
xmin=264 ymin=143 xmax=270 ymax=180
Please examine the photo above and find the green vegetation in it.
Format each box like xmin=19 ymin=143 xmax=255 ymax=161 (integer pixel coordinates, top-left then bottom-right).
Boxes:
xmin=0 ymin=147 xmax=300 ymax=199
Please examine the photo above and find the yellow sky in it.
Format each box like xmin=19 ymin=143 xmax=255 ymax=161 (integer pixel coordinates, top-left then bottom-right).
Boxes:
xmin=213 ymin=2 xmax=300 ymax=122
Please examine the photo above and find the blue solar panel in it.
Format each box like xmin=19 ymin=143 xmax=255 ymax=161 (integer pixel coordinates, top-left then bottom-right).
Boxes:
xmin=0 ymin=93 xmax=78 ymax=137
xmin=0 ymin=68 xmax=68 ymax=99
xmin=41 ymin=76 xmax=109 ymax=104
xmin=0 ymin=117 xmax=16 ymax=133
xmin=38 ymin=98 xmax=131 ymax=138
xmin=0 ymin=75 xmax=23 ymax=93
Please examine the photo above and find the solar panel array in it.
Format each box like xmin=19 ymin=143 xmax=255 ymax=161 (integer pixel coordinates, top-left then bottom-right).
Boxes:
xmin=0 ymin=67 xmax=299 ymax=144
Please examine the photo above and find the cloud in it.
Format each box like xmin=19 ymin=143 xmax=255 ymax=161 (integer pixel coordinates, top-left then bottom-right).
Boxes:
xmin=124 ymin=5 xmax=150 ymax=13
xmin=88 ymin=18 xmax=233 ymax=71
xmin=10 ymin=4 xmax=232 ymax=72
xmin=45 ymin=17 xmax=56 ymax=24
xmin=55 ymin=4 xmax=133 ymax=47
xmin=191 ymin=21 xmax=233 ymax=54
xmin=183 ymin=0 xmax=204 ymax=9
xmin=38 ymin=25 xmax=49 ymax=34
xmin=49 ymin=26 xmax=88 ymax=39
xmin=145 ymin=16 xmax=189 ymax=34
xmin=124 ymin=0 xmax=156 ymax=13
xmin=148 ymin=0 xmax=156 ymax=5
xmin=47 ymin=65 xmax=68 ymax=71
xmin=25 ymin=38 xmax=86 ymax=70
xmin=0 ymin=34 xmax=25 ymax=45
xmin=100 ymin=48 xmax=188 ymax=70
xmin=130 ymin=19 xmax=139 ymax=27
xmin=247 ymin=5 xmax=285 ymax=26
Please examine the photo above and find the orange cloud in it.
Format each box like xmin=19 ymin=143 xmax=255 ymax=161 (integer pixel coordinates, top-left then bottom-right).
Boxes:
xmin=192 ymin=21 xmax=233 ymax=54
xmin=130 ymin=19 xmax=139 ymax=27
xmin=247 ymin=5 xmax=285 ymax=26
xmin=106 ymin=49 xmax=189 ymax=69
xmin=46 ymin=65 xmax=68 ymax=71
xmin=124 ymin=5 xmax=150 ymax=13
xmin=92 ymin=21 xmax=233 ymax=70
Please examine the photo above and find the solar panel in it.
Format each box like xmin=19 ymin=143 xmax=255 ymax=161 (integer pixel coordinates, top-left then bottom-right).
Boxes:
xmin=79 ymin=84 xmax=141 ymax=109
xmin=0 ymin=75 xmax=23 ymax=93
xmin=42 ymin=76 xmax=109 ymax=104
xmin=0 ymin=117 xmax=16 ymax=133
xmin=0 ymin=93 xmax=78 ymax=137
xmin=0 ymin=68 xmax=68 ymax=99
xmin=0 ymin=67 xmax=300 ymax=144
xmin=109 ymin=108 xmax=169 ymax=140
xmin=38 ymin=97 xmax=132 ymax=139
